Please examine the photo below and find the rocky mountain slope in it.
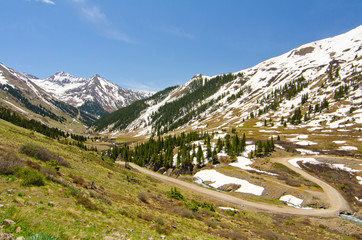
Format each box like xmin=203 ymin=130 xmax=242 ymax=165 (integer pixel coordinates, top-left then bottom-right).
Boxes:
xmin=31 ymin=72 xmax=152 ymax=113
xmin=95 ymin=25 xmax=362 ymax=138
xmin=0 ymin=63 xmax=152 ymax=130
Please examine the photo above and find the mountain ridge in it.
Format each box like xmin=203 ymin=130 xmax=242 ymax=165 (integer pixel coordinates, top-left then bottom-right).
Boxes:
xmin=0 ymin=63 xmax=153 ymax=130
xmin=94 ymin=25 xmax=362 ymax=137
xmin=31 ymin=71 xmax=153 ymax=113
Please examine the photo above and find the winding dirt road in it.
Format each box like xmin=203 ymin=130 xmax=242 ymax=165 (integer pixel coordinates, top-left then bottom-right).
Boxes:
xmin=116 ymin=157 xmax=351 ymax=217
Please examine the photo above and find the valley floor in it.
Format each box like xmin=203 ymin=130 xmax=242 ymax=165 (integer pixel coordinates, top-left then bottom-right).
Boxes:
xmin=116 ymin=158 xmax=350 ymax=218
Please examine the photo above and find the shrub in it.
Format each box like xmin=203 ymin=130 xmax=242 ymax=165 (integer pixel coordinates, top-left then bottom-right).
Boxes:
xmin=168 ymin=187 xmax=185 ymax=201
xmin=185 ymin=201 xmax=199 ymax=212
xmin=155 ymin=225 xmax=172 ymax=235
xmin=137 ymin=213 xmax=153 ymax=222
xmin=76 ymin=196 xmax=99 ymax=211
xmin=204 ymin=219 xmax=217 ymax=229
xmin=0 ymin=152 xmax=24 ymax=175
xmin=201 ymin=202 xmax=215 ymax=212
xmin=25 ymin=159 xmax=41 ymax=170
xmin=179 ymin=208 xmax=194 ymax=219
xmin=215 ymin=230 xmax=247 ymax=240
xmin=69 ymin=174 xmax=86 ymax=186
xmin=16 ymin=167 xmax=45 ymax=186
xmin=39 ymin=166 xmax=58 ymax=178
xmin=20 ymin=144 xmax=55 ymax=162
xmin=225 ymin=209 xmax=238 ymax=216
xmin=138 ymin=192 xmax=149 ymax=203
xmin=19 ymin=144 xmax=71 ymax=168
xmin=90 ymin=191 xmax=112 ymax=205
xmin=154 ymin=216 xmax=165 ymax=226
xmin=57 ymin=157 xmax=71 ymax=168
xmin=285 ymin=220 xmax=295 ymax=225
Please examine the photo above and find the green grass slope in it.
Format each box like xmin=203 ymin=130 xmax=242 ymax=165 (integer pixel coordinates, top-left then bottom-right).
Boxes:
xmin=0 ymin=119 xmax=360 ymax=239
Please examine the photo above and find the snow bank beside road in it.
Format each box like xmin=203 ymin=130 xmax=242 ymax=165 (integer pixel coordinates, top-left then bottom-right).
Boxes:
xmin=194 ymin=169 xmax=264 ymax=196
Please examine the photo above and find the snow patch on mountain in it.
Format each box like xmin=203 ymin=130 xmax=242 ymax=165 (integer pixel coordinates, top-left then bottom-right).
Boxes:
xmin=0 ymin=71 xmax=8 ymax=85
xmin=0 ymin=63 xmax=55 ymax=109
xmin=94 ymin=25 xmax=362 ymax=136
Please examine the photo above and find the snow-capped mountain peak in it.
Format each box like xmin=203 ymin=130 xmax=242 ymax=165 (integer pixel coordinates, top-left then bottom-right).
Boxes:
xmin=31 ymin=72 xmax=152 ymax=112
xmin=94 ymin=25 xmax=362 ymax=136
xmin=47 ymin=71 xmax=87 ymax=85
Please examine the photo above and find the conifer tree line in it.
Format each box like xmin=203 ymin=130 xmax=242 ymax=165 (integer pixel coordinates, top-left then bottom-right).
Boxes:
xmin=0 ymin=83 xmax=65 ymax=122
xmin=0 ymin=107 xmax=66 ymax=138
xmin=0 ymin=83 xmax=99 ymax=126
xmin=151 ymin=73 xmax=241 ymax=134
xmin=253 ymin=75 xmax=335 ymax=125
xmin=255 ymin=76 xmax=309 ymax=118
xmin=251 ymin=139 xmax=275 ymax=158
xmin=0 ymin=107 xmax=96 ymax=152
xmin=94 ymin=86 xmax=177 ymax=132
xmin=106 ymin=131 xmax=274 ymax=172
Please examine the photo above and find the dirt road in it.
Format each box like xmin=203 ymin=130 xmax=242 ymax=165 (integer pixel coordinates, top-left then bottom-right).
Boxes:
xmin=116 ymin=158 xmax=351 ymax=217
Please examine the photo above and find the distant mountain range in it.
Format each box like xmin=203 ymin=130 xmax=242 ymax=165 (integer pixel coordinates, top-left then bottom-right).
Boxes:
xmin=31 ymin=71 xmax=152 ymax=113
xmin=94 ymin=25 xmax=362 ymax=137
xmin=0 ymin=64 xmax=152 ymax=130
xmin=1 ymin=26 xmax=361 ymax=135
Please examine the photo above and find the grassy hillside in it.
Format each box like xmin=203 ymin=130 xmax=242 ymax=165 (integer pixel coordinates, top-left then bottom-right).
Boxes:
xmin=0 ymin=119 xmax=360 ymax=239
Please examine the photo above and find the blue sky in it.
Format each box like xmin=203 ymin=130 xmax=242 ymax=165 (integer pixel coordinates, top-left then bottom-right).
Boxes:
xmin=0 ymin=0 xmax=361 ymax=91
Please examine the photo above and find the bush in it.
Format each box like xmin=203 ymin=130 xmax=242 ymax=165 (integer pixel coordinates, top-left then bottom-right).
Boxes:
xmin=155 ymin=225 xmax=172 ymax=235
xmin=285 ymin=220 xmax=295 ymax=225
xmin=204 ymin=219 xmax=217 ymax=229
xmin=201 ymin=202 xmax=215 ymax=212
xmin=185 ymin=201 xmax=199 ymax=212
xmin=25 ymin=159 xmax=41 ymax=170
xmin=154 ymin=216 xmax=165 ymax=226
xmin=215 ymin=230 xmax=247 ymax=240
xmin=137 ymin=213 xmax=153 ymax=222
xmin=76 ymin=196 xmax=99 ymax=211
xmin=39 ymin=166 xmax=58 ymax=178
xmin=19 ymin=144 xmax=71 ymax=168
xmin=90 ymin=191 xmax=112 ymax=205
xmin=0 ymin=152 xmax=24 ymax=175
xmin=138 ymin=192 xmax=149 ymax=203
xmin=179 ymin=208 xmax=194 ymax=219
xmin=168 ymin=187 xmax=185 ymax=201
xmin=57 ymin=157 xmax=71 ymax=168
xmin=69 ymin=174 xmax=86 ymax=186
xmin=20 ymin=144 xmax=55 ymax=162
xmin=16 ymin=167 xmax=45 ymax=186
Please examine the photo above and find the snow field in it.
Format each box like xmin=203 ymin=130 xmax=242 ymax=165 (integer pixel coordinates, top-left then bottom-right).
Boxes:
xmin=338 ymin=146 xmax=358 ymax=151
xmin=218 ymin=207 xmax=239 ymax=212
xmin=230 ymin=156 xmax=277 ymax=176
xmin=296 ymin=140 xmax=318 ymax=146
xmin=356 ymin=176 xmax=362 ymax=185
xmin=279 ymin=195 xmax=303 ymax=208
xmin=289 ymin=158 xmax=361 ymax=173
xmin=287 ymin=135 xmax=317 ymax=146
xmin=275 ymin=144 xmax=285 ymax=150
xmin=288 ymin=158 xmax=321 ymax=169
xmin=194 ymin=170 xmax=264 ymax=196
xmin=295 ymin=149 xmax=320 ymax=155
xmin=0 ymin=72 xmax=8 ymax=85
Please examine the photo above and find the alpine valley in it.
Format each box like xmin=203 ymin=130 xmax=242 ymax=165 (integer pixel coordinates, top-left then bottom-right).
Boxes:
xmin=0 ymin=65 xmax=152 ymax=130
xmin=0 ymin=26 xmax=361 ymax=239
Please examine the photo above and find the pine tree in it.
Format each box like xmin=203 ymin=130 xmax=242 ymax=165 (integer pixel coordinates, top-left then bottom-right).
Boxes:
xmin=196 ymin=145 xmax=204 ymax=168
